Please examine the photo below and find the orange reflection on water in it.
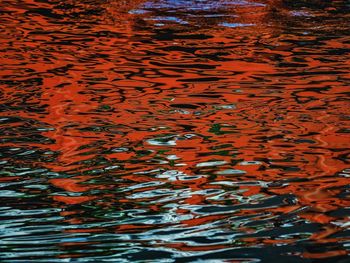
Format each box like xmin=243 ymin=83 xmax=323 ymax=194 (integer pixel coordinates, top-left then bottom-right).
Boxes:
xmin=0 ymin=0 xmax=350 ymax=261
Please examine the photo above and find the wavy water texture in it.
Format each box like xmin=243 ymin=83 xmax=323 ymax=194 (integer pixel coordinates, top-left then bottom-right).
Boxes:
xmin=0 ymin=0 xmax=350 ymax=262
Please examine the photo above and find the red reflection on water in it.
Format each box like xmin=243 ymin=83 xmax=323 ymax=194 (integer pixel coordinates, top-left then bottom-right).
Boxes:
xmin=0 ymin=0 xmax=349 ymax=261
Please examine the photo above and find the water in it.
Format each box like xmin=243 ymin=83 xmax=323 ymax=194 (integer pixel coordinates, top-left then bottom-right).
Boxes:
xmin=0 ymin=0 xmax=349 ymax=262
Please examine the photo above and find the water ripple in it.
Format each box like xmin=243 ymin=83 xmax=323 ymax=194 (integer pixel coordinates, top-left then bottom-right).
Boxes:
xmin=0 ymin=0 xmax=349 ymax=262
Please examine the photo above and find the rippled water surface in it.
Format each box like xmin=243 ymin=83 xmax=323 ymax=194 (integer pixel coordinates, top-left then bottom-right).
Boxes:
xmin=1 ymin=0 xmax=350 ymax=262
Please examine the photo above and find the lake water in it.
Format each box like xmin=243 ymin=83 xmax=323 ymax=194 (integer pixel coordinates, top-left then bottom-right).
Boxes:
xmin=0 ymin=0 xmax=350 ymax=262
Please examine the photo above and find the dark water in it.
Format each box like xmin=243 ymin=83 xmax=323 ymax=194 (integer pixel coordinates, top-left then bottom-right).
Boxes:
xmin=0 ymin=0 xmax=350 ymax=262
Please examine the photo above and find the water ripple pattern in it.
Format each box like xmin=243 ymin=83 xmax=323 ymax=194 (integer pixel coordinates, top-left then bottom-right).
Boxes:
xmin=0 ymin=0 xmax=350 ymax=262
